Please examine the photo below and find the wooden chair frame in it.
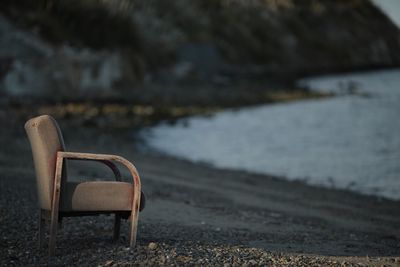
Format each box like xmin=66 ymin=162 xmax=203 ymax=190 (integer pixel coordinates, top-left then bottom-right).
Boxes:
xmin=41 ymin=151 xmax=141 ymax=256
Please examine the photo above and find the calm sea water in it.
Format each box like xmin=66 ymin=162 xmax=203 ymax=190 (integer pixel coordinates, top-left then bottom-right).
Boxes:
xmin=143 ymin=69 xmax=400 ymax=199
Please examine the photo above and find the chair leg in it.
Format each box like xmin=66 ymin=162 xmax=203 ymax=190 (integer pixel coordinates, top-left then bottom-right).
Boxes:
xmin=113 ymin=214 xmax=121 ymax=241
xmin=48 ymin=213 xmax=59 ymax=256
xmin=38 ymin=210 xmax=45 ymax=249
xmin=129 ymin=185 xmax=141 ymax=249
xmin=129 ymin=210 xmax=139 ymax=248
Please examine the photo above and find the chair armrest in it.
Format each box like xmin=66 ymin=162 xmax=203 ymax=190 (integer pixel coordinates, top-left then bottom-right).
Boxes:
xmin=55 ymin=151 xmax=142 ymax=247
xmin=57 ymin=151 xmax=141 ymax=187
xmin=57 ymin=151 xmax=121 ymax=181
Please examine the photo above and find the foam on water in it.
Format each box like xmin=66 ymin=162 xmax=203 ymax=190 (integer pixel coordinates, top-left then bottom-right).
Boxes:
xmin=143 ymin=69 xmax=400 ymax=199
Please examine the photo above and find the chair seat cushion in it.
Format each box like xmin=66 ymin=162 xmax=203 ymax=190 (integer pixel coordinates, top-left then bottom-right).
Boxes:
xmin=60 ymin=181 xmax=133 ymax=211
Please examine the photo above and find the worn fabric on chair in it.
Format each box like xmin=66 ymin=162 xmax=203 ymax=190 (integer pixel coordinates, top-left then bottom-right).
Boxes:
xmin=61 ymin=181 xmax=133 ymax=211
xmin=25 ymin=115 xmax=66 ymax=210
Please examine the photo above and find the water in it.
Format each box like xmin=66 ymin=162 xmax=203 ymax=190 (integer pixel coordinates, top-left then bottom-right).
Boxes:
xmin=143 ymin=69 xmax=400 ymax=199
xmin=371 ymin=0 xmax=400 ymax=27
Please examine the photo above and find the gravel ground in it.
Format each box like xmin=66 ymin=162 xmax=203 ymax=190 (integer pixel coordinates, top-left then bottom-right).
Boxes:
xmin=1 ymin=111 xmax=400 ymax=266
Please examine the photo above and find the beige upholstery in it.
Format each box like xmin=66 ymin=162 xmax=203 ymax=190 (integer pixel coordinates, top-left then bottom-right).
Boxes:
xmin=61 ymin=181 xmax=133 ymax=211
xmin=24 ymin=115 xmax=144 ymax=212
xmin=25 ymin=115 xmax=66 ymax=210
xmin=25 ymin=115 xmax=143 ymax=256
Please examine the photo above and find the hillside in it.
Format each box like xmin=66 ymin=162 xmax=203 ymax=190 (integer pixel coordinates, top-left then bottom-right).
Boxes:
xmin=1 ymin=0 xmax=400 ymax=101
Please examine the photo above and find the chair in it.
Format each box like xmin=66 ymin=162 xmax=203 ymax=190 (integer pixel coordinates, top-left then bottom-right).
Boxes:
xmin=24 ymin=115 xmax=145 ymax=256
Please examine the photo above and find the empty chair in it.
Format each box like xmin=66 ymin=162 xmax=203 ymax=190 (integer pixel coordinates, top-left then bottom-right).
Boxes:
xmin=25 ymin=115 xmax=145 ymax=256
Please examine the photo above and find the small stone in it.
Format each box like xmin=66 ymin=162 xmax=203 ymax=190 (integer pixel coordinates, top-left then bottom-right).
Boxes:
xmin=159 ymin=255 xmax=166 ymax=264
xmin=105 ymin=260 xmax=114 ymax=266
xmin=148 ymin=242 xmax=158 ymax=250
xmin=248 ymin=260 xmax=257 ymax=265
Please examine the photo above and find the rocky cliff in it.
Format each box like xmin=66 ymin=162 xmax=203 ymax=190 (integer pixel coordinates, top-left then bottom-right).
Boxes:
xmin=1 ymin=0 xmax=399 ymax=99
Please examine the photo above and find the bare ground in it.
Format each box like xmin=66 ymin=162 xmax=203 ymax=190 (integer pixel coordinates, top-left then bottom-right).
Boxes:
xmin=1 ymin=113 xmax=400 ymax=266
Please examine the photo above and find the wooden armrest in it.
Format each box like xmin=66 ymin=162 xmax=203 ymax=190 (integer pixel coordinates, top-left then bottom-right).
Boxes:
xmin=53 ymin=151 xmax=142 ymax=248
xmin=57 ymin=151 xmax=121 ymax=181
xmin=57 ymin=152 xmax=141 ymax=189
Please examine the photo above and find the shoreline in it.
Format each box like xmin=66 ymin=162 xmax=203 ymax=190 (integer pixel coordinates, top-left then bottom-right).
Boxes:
xmin=2 ymin=84 xmax=331 ymax=131
xmin=141 ymin=67 xmax=400 ymax=202
xmin=1 ymin=67 xmax=400 ymax=265
xmin=1 ymin=116 xmax=399 ymax=266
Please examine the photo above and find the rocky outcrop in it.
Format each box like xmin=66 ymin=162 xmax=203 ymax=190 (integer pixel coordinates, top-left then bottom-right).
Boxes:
xmin=1 ymin=0 xmax=399 ymax=99
xmin=131 ymin=0 xmax=400 ymax=79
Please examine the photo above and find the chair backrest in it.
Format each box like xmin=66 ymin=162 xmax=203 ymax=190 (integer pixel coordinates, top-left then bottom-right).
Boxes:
xmin=25 ymin=115 xmax=66 ymax=210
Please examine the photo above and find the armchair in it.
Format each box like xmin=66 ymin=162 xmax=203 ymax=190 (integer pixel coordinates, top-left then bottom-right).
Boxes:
xmin=25 ymin=115 xmax=145 ymax=256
